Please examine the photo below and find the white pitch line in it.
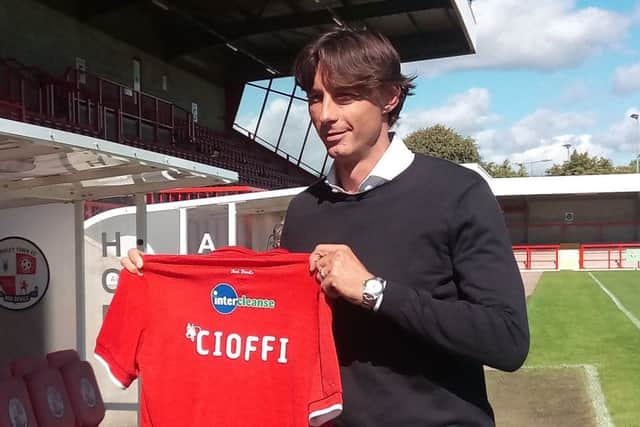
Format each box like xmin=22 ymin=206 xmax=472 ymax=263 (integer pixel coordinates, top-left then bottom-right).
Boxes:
xmin=588 ymin=272 xmax=640 ymax=331
xmin=523 ymin=364 xmax=613 ymax=427
xmin=583 ymin=365 xmax=614 ymax=427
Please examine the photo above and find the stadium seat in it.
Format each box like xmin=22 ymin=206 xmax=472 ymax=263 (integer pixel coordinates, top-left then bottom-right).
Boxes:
xmin=59 ymin=361 xmax=105 ymax=427
xmin=45 ymin=350 xmax=105 ymax=426
xmin=0 ymin=364 xmax=11 ymax=381
xmin=24 ymin=367 xmax=76 ymax=426
xmin=0 ymin=377 xmax=38 ymax=427
xmin=11 ymin=356 xmax=48 ymax=377
xmin=46 ymin=349 xmax=80 ymax=369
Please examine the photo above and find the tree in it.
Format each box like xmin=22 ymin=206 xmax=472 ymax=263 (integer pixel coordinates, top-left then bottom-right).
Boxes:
xmin=546 ymin=151 xmax=615 ymax=176
xmin=612 ymin=159 xmax=639 ymax=174
xmin=481 ymin=159 xmax=528 ymax=177
xmin=404 ymin=125 xmax=481 ymax=163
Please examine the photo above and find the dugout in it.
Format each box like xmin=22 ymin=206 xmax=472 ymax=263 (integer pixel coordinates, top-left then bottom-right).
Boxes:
xmin=1 ymin=0 xmax=478 ymax=424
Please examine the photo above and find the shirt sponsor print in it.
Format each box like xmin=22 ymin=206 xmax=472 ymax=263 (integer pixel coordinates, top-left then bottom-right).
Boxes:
xmin=0 ymin=237 xmax=50 ymax=310
xmin=201 ymin=283 xmax=287 ymax=362
xmin=210 ymin=282 xmax=276 ymax=315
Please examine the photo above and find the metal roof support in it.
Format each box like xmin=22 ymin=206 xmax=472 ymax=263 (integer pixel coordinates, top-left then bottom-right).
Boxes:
xmin=74 ymin=200 xmax=86 ymax=360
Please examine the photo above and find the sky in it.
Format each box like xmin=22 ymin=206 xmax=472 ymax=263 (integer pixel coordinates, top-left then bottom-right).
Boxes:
xmin=235 ymin=0 xmax=640 ymax=176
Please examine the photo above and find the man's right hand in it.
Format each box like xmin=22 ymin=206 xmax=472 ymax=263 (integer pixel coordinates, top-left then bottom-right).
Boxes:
xmin=121 ymin=248 xmax=145 ymax=275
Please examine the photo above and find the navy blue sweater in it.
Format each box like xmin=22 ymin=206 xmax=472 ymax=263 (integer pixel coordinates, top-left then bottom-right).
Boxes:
xmin=281 ymin=154 xmax=529 ymax=427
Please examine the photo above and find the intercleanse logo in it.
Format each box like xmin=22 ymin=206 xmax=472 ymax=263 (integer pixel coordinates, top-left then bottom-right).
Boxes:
xmin=211 ymin=283 xmax=238 ymax=315
xmin=210 ymin=283 xmax=275 ymax=315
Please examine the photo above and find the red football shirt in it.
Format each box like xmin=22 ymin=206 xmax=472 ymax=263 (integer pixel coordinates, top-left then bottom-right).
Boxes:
xmin=95 ymin=247 xmax=342 ymax=427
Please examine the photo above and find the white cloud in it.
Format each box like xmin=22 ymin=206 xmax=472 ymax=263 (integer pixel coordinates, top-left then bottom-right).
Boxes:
xmin=507 ymin=109 xmax=595 ymax=149
xmin=394 ymin=86 xmax=640 ymax=169
xmin=612 ymin=63 xmax=640 ymax=95
xmin=395 ymin=88 xmax=500 ymax=139
xmin=598 ymin=107 xmax=640 ymax=156
xmin=456 ymin=107 xmax=596 ymax=162
xmin=482 ymin=108 xmax=640 ymax=167
xmin=235 ymin=88 xmax=639 ymax=175
xmin=403 ymin=0 xmax=630 ymax=77
xmin=498 ymin=134 xmax=610 ymax=172
xmin=395 ymin=87 xmax=604 ymax=167
xmin=633 ymin=4 xmax=640 ymax=23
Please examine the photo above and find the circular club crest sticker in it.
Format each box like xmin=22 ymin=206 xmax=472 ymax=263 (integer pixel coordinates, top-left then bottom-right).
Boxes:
xmin=0 ymin=236 xmax=50 ymax=311
xmin=46 ymin=386 xmax=65 ymax=418
xmin=80 ymin=377 xmax=97 ymax=408
xmin=8 ymin=397 xmax=28 ymax=427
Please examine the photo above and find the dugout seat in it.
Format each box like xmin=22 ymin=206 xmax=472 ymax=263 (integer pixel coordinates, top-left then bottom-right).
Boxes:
xmin=23 ymin=367 xmax=76 ymax=427
xmin=58 ymin=360 xmax=105 ymax=427
xmin=11 ymin=356 xmax=48 ymax=377
xmin=46 ymin=350 xmax=80 ymax=369
xmin=0 ymin=377 xmax=38 ymax=427
xmin=0 ymin=365 xmax=11 ymax=381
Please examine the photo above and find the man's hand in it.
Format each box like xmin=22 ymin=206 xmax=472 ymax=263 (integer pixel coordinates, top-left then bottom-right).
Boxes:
xmin=309 ymin=244 xmax=372 ymax=306
xmin=121 ymin=248 xmax=145 ymax=275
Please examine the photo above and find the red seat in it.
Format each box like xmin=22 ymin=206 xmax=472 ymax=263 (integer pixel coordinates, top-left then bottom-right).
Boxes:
xmin=59 ymin=361 xmax=105 ymax=427
xmin=24 ymin=367 xmax=76 ymax=427
xmin=0 ymin=377 xmax=39 ymax=427
xmin=46 ymin=350 xmax=80 ymax=369
xmin=0 ymin=364 xmax=11 ymax=381
xmin=11 ymin=356 xmax=48 ymax=377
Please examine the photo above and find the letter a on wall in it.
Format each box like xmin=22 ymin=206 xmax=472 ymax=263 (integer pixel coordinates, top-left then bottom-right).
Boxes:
xmin=198 ymin=233 xmax=215 ymax=254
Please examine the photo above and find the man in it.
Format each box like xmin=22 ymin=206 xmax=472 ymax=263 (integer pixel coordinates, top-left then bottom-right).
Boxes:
xmin=124 ymin=28 xmax=529 ymax=426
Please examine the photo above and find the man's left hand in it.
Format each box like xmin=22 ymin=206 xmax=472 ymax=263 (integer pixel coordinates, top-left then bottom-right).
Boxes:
xmin=309 ymin=244 xmax=372 ymax=306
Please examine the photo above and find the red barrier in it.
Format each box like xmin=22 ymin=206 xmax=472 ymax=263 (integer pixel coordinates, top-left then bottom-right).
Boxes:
xmin=579 ymin=243 xmax=640 ymax=269
xmin=512 ymin=245 xmax=560 ymax=270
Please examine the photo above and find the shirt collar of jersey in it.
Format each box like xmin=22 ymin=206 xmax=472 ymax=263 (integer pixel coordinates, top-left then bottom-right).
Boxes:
xmin=324 ymin=137 xmax=415 ymax=194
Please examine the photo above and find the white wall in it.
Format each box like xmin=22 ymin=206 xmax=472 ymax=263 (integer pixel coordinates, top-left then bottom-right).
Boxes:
xmin=0 ymin=203 xmax=77 ymax=364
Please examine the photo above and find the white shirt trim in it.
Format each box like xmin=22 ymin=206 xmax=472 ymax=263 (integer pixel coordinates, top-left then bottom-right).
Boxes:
xmin=309 ymin=403 xmax=343 ymax=426
xmin=325 ymin=138 xmax=415 ymax=194
xmin=93 ymin=353 xmax=127 ymax=390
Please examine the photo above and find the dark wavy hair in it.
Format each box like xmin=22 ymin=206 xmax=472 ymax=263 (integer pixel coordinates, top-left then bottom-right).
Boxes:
xmin=293 ymin=28 xmax=415 ymax=127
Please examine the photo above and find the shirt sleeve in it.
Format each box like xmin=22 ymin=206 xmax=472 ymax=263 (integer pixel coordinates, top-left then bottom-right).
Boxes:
xmin=378 ymin=179 xmax=530 ymax=372
xmin=94 ymin=270 xmax=147 ymax=389
xmin=308 ymin=293 xmax=343 ymax=427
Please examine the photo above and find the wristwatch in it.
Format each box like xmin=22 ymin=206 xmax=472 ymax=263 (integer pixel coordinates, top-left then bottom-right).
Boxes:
xmin=362 ymin=277 xmax=387 ymax=311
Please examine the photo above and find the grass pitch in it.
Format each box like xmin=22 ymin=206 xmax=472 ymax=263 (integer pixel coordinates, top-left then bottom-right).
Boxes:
xmin=495 ymin=270 xmax=640 ymax=426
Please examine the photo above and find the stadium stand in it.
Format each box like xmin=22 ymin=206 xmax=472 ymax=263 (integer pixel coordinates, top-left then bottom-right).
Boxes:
xmin=0 ymin=58 xmax=316 ymax=190
xmin=150 ymin=185 xmax=263 ymax=203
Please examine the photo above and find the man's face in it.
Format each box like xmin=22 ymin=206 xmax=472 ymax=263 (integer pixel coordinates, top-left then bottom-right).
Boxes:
xmin=307 ymin=68 xmax=389 ymax=163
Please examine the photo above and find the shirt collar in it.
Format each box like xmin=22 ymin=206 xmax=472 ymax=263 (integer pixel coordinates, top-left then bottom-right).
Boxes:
xmin=325 ymin=138 xmax=415 ymax=194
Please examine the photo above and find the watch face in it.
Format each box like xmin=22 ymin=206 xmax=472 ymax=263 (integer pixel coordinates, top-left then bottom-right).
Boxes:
xmin=365 ymin=279 xmax=383 ymax=294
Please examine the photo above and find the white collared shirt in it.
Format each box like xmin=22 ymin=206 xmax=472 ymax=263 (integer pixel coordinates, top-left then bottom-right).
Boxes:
xmin=325 ymin=137 xmax=415 ymax=194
